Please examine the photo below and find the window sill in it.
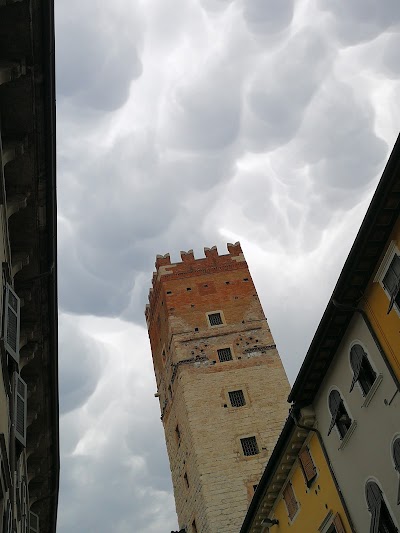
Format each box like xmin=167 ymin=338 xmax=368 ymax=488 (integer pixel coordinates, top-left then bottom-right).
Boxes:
xmin=362 ymin=373 xmax=383 ymax=408
xmin=338 ymin=421 xmax=357 ymax=451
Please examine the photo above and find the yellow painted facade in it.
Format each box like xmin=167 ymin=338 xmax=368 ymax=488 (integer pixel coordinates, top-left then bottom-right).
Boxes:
xmin=272 ymin=433 xmax=351 ymax=533
xmin=364 ymin=216 xmax=400 ymax=381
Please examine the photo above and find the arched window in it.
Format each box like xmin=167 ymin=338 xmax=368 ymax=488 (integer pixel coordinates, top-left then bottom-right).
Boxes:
xmin=393 ymin=438 xmax=400 ymax=505
xmin=328 ymin=390 xmax=352 ymax=439
xmin=365 ymin=481 xmax=397 ymax=533
xmin=350 ymin=344 xmax=377 ymax=396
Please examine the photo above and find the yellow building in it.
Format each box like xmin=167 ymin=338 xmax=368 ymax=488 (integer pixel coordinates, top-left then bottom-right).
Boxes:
xmin=240 ymin=409 xmax=353 ymax=533
xmin=364 ymin=212 xmax=400 ymax=381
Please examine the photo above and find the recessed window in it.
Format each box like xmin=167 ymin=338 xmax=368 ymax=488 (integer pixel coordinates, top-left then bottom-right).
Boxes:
xmin=208 ymin=312 xmax=223 ymax=326
xmin=187 ymin=287 xmax=192 ymax=291
xmin=328 ymin=390 xmax=352 ymax=439
xmin=203 ymin=284 xmax=208 ymax=288
xmin=194 ymin=327 xmax=199 ymax=332
xmin=225 ymin=281 xmax=230 ymax=285
xmin=283 ymin=482 xmax=298 ymax=520
xmin=184 ymin=472 xmax=189 ymax=488
xmin=166 ymin=290 xmax=172 ymax=295
xmin=366 ymin=481 xmax=397 ymax=533
xmin=192 ymin=520 xmax=198 ymax=533
xmin=175 ymin=425 xmax=181 ymax=442
xmin=229 ymin=390 xmax=246 ymax=407
xmin=349 ymin=344 xmax=377 ymax=396
xmin=241 ymin=436 xmax=259 ymax=456
xmin=383 ymin=253 xmax=400 ymax=314
xmin=218 ymin=348 xmax=233 ymax=362
xmin=392 ymin=437 xmax=400 ymax=504
xmin=243 ymin=278 xmax=249 ymax=282
xmin=299 ymin=446 xmax=317 ymax=486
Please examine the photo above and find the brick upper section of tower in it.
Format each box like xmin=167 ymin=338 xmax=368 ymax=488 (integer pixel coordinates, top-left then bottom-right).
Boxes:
xmin=145 ymin=242 xmax=246 ymax=324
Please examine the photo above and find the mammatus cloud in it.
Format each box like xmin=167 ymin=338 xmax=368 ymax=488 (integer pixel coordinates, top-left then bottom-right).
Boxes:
xmin=56 ymin=0 xmax=400 ymax=530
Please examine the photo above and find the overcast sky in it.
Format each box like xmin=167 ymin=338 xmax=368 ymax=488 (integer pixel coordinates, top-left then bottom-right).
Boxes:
xmin=55 ymin=1 xmax=400 ymax=531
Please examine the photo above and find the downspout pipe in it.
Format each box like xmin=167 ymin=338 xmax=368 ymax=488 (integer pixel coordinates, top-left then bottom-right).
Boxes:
xmin=290 ymin=410 xmax=356 ymax=533
xmin=331 ymin=299 xmax=400 ymax=392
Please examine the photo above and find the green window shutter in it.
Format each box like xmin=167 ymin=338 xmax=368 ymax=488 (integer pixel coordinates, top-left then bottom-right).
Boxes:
xmin=349 ymin=345 xmax=365 ymax=392
xmin=4 ymin=284 xmax=20 ymax=364
xmin=14 ymin=373 xmax=27 ymax=447
xmin=29 ymin=511 xmax=39 ymax=533
xmin=327 ymin=390 xmax=342 ymax=435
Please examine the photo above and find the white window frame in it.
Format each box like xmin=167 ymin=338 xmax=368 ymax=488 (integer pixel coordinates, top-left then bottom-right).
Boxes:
xmin=374 ymin=241 xmax=400 ymax=317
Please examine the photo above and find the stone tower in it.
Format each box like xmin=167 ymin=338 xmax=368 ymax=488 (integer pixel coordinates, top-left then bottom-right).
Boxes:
xmin=145 ymin=243 xmax=290 ymax=533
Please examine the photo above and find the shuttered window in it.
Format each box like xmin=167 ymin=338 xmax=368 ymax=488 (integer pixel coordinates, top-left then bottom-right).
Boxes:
xmin=14 ymin=373 xmax=27 ymax=447
xmin=29 ymin=511 xmax=39 ymax=533
xmin=333 ymin=513 xmax=346 ymax=533
xmin=349 ymin=345 xmax=376 ymax=396
xmin=393 ymin=438 xmax=400 ymax=505
xmin=5 ymin=500 xmax=13 ymax=533
xmin=4 ymin=284 xmax=20 ymax=364
xmin=299 ymin=446 xmax=317 ymax=486
xmin=366 ymin=481 xmax=397 ymax=533
xmin=328 ymin=390 xmax=352 ymax=439
xmin=283 ymin=482 xmax=298 ymax=520
xmin=383 ymin=254 xmax=400 ymax=314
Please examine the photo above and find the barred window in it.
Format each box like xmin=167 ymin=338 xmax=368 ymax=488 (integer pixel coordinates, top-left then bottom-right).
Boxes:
xmin=229 ymin=390 xmax=246 ymax=407
xmin=241 ymin=436 xmax=259 ymax=456
xmin=218 ymin=348 xmax=233 ymax=362
xmin=208 ymin=312 xmax=223 ymax=326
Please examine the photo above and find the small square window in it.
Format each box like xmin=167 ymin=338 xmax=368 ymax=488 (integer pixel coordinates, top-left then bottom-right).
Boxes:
xmin=229 ymin=390 xmax=246 ymax=407
xmin=218 ymin=348 xmax=233 ymax=362
xmin=241 ymin=436 xmax=259 ymax=456
xmin=187 ymin=287 xmax=192 ymax=291
xmin=208 ymin=312 xmax=223 ymax=326
xmin=243 ymin=278 xmax=249 ymax=282
xmin=166 ymin=290 xmax=172 ymax=295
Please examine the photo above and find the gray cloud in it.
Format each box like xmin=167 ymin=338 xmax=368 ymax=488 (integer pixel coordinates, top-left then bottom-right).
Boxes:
xmin=318 ymin=0 xmax=400 ymax=45
xmin=243 ymin=29 xmax=335 ymax=151
xmin=56 ymin=1 xmax=142 ymax=111
xmin=242 ymin=0 xmax=294 ymax=35
xmin=382 ymin=33 xmax=400 ymax=78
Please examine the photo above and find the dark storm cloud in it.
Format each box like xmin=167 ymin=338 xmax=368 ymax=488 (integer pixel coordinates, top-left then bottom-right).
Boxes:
xmin=318 ymin=0 xmax=400 ymax=45
xmin=56 ymin=1 xmax=143 ymax=111
xmin=243 ymin=29 xmax=335 ymax=151
xmin=59 ymin=315 xmax=104 ymax=414
xmin=242 ymin=0 xmax=294 ymax=35
xmin=299 ymin=80 xmax=388 ymax=194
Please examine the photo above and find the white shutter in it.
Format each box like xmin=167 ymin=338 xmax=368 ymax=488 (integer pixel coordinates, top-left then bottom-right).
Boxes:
xmin=14 ymin=373 xmax=27 ymax=447
xmin=4 ymin=284 xmax=20 ymax=364
xmin=29 ymin=511 xmax=39 ymax=533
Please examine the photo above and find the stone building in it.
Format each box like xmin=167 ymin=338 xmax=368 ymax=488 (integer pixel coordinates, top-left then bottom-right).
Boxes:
xmin=145 ymin=243 xmax=290 ymax=533
xmin=0 ymin=0 xmax=58 ymax=532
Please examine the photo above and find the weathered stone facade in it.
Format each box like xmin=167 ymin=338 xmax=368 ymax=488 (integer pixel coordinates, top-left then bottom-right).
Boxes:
xmin=146 ymin=243 xmax=290 ymax=533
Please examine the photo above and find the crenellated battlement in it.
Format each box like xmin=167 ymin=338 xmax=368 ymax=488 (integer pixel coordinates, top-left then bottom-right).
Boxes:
xmin=145 ymin=242 xmax=246 ymax=321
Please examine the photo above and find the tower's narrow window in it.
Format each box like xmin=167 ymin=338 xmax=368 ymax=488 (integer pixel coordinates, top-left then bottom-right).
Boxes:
xmin=241 ymin=436 xmax=259 ymax=456
xmin=184 ymin=472 xmax=189 ymax=488
xmin=192 ymin=519 xmax=198 ymax=533
xmin=208 ymin=312 xmax=223 ymax=326
xmin=217 ymin=348 xmax=232 ymax=362
xmin=229 ymin=390 xmax=246 ymax=407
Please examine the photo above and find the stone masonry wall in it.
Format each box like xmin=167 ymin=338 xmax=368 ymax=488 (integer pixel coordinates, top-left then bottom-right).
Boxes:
xmin=146 ymin=244 xmax=290 ymax=532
